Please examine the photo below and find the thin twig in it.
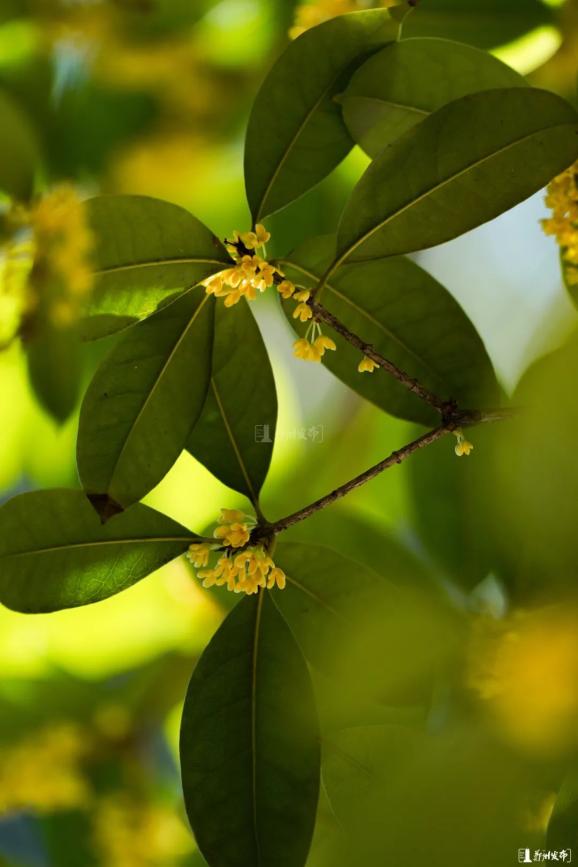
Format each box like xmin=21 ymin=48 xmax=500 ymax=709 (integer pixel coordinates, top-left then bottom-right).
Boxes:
xmin=254 ymin=424 xmax=451 ymax=539
xmin=310 ymin=299 xmax=449 ymax=415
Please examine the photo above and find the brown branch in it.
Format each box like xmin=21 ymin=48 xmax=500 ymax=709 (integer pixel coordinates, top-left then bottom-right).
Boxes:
xmin=309 ymin=299 xmax=451 ymax=416
xmin=254 ymin=424 xmax=452 ymax=539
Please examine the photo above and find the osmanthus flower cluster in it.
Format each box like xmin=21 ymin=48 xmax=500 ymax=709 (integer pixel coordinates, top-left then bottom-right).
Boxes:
xmin=0 ymin=184 xmax=94 ymax=344
xmin=542 ymin=160 xmax=578 ymax=286
xmin=186 ymin=510 xmax=287 ymax=595
xmin=205 ymin=224 xmax=384 ymax=376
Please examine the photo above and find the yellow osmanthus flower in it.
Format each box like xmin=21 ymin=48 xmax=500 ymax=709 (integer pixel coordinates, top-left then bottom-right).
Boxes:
xmin=203 ymin=224 xmax=283 ymax=307
xmin=290 ymin=0 xmax=403 ymax=38
xmin=358 ymin=355 xmax=378 ymax=374
xmin=186 ymin=509 xmax=287 ymax=595
xmin=542 ymin=160 xmax=578 ymax=286
xmin=93 ymin=793 xmax=192 ymax=867
xmin=1 ymin=185 xmax=95 ymax=334
xmin=454 ymin=428 xmax=474 ymax=457
xmin=293 ymin=320 xmax=336 ymax=363
xmin=0 ymin=723 xmax=91 ymax=815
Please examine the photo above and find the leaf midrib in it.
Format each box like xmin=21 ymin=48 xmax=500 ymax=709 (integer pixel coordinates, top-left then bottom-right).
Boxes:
xmin=345 ymin=93 xmax=429 ymax=117
xmin=211 ymin=378 xmax=258 ymax=505
xmin=1 ymin=536 xmax=194 ymax=559
xmin=96 ymin=257 xmax=228 ymax=276
xmin=107 ymin=293 xmax=211 ymax=495
xmin=331 ymin=120 xmax=576 ymax=274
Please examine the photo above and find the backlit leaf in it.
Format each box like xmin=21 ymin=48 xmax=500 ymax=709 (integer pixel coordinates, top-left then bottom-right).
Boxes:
xmin=180 ymin=592 xmax=320 ymax=867
xmin=0 ymin=489 xmax=195 ymax=613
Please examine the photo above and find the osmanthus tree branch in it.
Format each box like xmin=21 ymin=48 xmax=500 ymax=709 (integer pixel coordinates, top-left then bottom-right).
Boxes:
xmin=310 ymin=298 xmax=451 ymax=415
xmin=251 ymin=405 xmax=516 ymax=543
xmin=253 ymin=424 xmax=451 ymax=540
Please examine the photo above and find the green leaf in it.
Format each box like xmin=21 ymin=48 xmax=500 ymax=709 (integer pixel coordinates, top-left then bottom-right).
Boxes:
xmin=403 ymin=0 xmax=553 ymax=49
xmin=0 ymin=89 xmax=38 ymax=200
xmin=26 ymin=324 xmax=83 ymax=423
xmin=330 ymin=88 xmax=578 ymax=271
xmin=85 ymin=196 xmax=229 ymax=335
xmin=244 ymin=8 xmax=401 ymax=222
xmin=0 ymin=489 xmax=195 ymax=613
xmin=180 ymin=592 xmax=320 ymax=867
xmin=187 ymin=299 xmax=277 ymax=505
xmin=341 ymin=38 xmax=526 ymax=159
xmin=77 ymin=288 xmax=214 ymax=509
xmin=281 ymin=235 xmax=498 ymax=425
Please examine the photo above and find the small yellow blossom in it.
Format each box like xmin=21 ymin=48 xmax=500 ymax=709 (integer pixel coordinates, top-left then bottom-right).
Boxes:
xmin=542 ymin=161 xmax=578 ymax=286
xmin=358 ymin=355 xmax=378 ymax=374
xmin=454 ymin=429 xmax=474 ymax=457
xmin=293 ymin=301 xmax=313 ymax=322
xmin=186 ymin=510 xmax=287 ymax=595
xmin=239 ymin=223 xmax=271 ymax=250
xmin=213 ymin=522 xmax=251 ymax=548
xmin=277 ymin=280 xmax=296 ymax=299
xmin=293 ymin=323 xmax=336 ymax=363
xmin=293 ymin=289 xmax=311 ymax=302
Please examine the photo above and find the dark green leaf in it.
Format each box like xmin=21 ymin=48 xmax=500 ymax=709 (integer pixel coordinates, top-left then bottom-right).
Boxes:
xmin=403 ymin=0 xmax=553 ymax=49
xmin=77 ymin=288 xmax=214 ymax=509
xmin=0 ymin=489 xmax=195 ymax=613
xmin=331 ymin=88 xmax=578 ymax=271
xmin=0 ymin=89 xmax=38 ymax=200
xmin=244 ymin=8 xmax=402 ymax=222
xmin=187 ymin=299 xmax=277 ymax=504
xmin=26 ymin=324 xmax=83 ymax=423
xmin=85 ymin=196 xmax=229 ymax=333
xmin=180 ymin=592 xmax=320 ymax=867
xmin=281 ymin=235 xmax=498 ymax=425
xmin=341 ymin=38 xmax=526 ymax=159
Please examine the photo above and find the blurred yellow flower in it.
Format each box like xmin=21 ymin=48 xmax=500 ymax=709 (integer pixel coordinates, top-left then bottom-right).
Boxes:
xmin=542 ymin=160 xmax=578 ymax=286
xmin=0 ymin=723 xmax=90 ymax=815
xmin=94 ymin=794 xmax=192 ymax=867
xmin=469 ymin=607 xmax=578 ymax=754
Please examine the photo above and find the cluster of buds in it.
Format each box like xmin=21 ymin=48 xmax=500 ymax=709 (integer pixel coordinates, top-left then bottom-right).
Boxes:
xmin=186 ymin=509 xmax=286 ymax=596
xmin=542 ymin=161 xmax=578 ymax=286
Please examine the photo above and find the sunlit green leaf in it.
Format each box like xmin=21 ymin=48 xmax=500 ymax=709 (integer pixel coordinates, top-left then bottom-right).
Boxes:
xmin=281 ymin=235 xmax=498 ymax=425
xmin=403 ymin=0 xmax=553 ymax=49
xmin=331 ymin=88 xmax=578 ymax=270
xmin=77 ymin=288 xmax=214 ymax=509
xmin=187 ymin=299 xmax=277 ymax=505
xmin=180 ymin=592 xmax=320 ymax=867
xmin=0 ymin=489 xmax=195 ymax=613
xmin=0 ymin=88 xmax=38 ymax=200
xmin=244 ymin=8 xmax=402 ymax=222
xmin=84 ymin=196 xmax=229 ymax=336
xmin=341 ymin=38 xmax=526 ymax=159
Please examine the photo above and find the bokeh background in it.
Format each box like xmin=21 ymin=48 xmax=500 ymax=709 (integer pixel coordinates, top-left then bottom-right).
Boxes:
xmin=2 ymin=1 xmax=578 ymax=865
